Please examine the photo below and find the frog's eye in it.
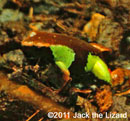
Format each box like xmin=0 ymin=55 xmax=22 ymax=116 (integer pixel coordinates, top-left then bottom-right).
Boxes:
xmin=85 ymin=53 xmax=111 ymax=83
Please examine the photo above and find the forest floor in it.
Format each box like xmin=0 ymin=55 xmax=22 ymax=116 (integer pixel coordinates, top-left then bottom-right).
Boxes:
xmin=0 ymin=0 xmax=130 ymax=121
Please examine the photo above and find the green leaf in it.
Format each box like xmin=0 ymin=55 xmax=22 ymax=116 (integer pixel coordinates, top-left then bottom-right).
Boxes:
xmin=55 ymin=61 xmax=67 ymax=71
xmin=50 ymin=45 xmax=75 ymax=70
xmin=85 ymin=53 xmax=111 ymax=83
xmin=85 ymin=53 xmax=98 ymax=72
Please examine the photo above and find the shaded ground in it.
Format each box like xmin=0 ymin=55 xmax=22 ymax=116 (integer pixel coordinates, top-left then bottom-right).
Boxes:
xmin=0 ymin=0 xmax=130 ymax=121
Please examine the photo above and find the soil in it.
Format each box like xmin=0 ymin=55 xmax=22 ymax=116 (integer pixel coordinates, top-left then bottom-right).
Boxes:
xmin=0 ymin=0 xmax=130 ymax=121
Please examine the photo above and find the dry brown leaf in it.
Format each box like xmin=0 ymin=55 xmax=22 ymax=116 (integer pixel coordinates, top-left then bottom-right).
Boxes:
xmin=95 ymin=85 xmax=113 ymax=112
xmin=111 ymin=68 xmax=130 ymax=87
xmin=111 ymin=68 xmax=125 ymax=87
xmin=21 ymin=31 xmax=102 ymax=63
xmin=83 ymin=13 xmax=105 ymax=41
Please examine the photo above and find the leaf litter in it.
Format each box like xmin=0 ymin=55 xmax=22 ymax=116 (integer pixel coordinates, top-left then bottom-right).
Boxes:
xmin=0 ymin=0 xmax=130 ymax=121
